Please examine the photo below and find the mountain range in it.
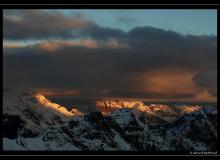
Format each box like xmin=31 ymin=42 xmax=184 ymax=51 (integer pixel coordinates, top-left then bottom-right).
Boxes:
xmin=3 ymin=89 xmax=217 ymax=151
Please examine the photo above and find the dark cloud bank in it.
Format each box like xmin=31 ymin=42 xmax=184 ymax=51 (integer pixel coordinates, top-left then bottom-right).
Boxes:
xmin=3 ymin=10 xmax=217 ymax=101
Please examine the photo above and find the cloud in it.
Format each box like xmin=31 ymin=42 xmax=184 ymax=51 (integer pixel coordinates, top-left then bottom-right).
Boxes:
xmin=35 ymin=89 xmax=81 ymax=97
xmin=3 ymin=10 xmax=217 ymax=102
xmin=3 ymin=10 xmax=127 ymax=42
xmin=193 ymin=71 xmax=217 ymax=96
xmin=35 ymin=40 xmax=98 ymax=52
xmin=34 ymin=39 xmax=128 ymax=52
xmin=3 ymin=41 xmax=26 ymax=49
xmin=3 ymin=39 xmax=128 ymax=54
xmin=3 ymin=10 xmax=92 ymax=40
xmin=194 ymin=90 xmax=217 ymax=102
xmin=141 ymin=69 xmax=199 ymax=94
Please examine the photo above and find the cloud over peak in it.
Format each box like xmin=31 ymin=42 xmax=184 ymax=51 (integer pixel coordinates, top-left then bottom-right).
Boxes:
xmin=3 ymin=9 xmax=217 ymax=102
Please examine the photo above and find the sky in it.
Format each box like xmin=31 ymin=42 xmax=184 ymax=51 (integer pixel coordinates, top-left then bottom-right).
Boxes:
xmin=3 ymin=9 xmax=217 ymax=102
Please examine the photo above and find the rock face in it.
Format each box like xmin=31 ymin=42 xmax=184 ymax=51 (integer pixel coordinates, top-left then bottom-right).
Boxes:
xmin=3 ymin=90 xmax=217 ymax=151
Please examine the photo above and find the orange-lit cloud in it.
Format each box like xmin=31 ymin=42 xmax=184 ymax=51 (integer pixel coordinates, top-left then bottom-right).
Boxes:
xmin=129 ymin=68 xmax=217 ymax=102
xmin=143 ymin=69 xmax=198 ymax=94
xmin=33 ymin=39 xmax=128 ymax=52
xmin=36 ymin=40 xmax=98 ymax=52
xmin=194 ymin=90 xmax=217 ymax=102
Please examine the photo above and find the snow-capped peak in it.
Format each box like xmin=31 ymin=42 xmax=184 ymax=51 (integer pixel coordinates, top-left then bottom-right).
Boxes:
xmin=35 ymin=94 xmax=78 ymax=117
xmin=3 ymin=89 xmax=82 ymax=139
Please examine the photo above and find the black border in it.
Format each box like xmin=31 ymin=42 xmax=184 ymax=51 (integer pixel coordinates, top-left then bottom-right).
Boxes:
xmin=1 ymin=4 xmax=219 ymax=156
xmin=0 ymin=4 xmax=219 ymax=9
xmin=0 ymin=0 xmax=220 ymax=5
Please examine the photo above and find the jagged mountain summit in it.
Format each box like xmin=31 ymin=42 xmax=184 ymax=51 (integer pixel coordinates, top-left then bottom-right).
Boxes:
xmin=3 ymin=89 xmax=82 ymax=139
xmin=3 ymin=89 xmax=217 ymax=151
